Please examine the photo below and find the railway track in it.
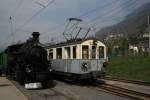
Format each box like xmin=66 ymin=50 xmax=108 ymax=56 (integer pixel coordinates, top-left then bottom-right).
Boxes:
xmin=93 ymin=82 xmax=150 ymax=100
xmin=10 ymin=78 xmax=150 ymax=100
xmin=101 ymin=76 xmax=150 ymax=86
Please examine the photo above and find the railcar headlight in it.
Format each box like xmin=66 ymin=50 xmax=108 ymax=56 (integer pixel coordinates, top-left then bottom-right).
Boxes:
xmin=81 ymin=62 xmax=89 ymax=72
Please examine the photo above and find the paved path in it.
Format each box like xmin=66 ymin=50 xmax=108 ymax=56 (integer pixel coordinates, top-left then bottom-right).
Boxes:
xmin=0 ymin=77 xmax=27 ymax=100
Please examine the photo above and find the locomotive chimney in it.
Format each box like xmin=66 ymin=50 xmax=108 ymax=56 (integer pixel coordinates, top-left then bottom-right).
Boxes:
xmin=32 ymin=32 xmax=40 ymax=42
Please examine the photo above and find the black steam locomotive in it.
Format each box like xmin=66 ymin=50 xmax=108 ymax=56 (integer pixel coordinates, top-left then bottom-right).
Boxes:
xmin=5 ymin=32 xmax=52 ymax=89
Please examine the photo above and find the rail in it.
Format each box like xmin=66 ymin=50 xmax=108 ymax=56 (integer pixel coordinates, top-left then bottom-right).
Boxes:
xmin=94 ymin=83 xmax=150 ymax=100
xmin=101 ymin=76 xmax=150 ymax=86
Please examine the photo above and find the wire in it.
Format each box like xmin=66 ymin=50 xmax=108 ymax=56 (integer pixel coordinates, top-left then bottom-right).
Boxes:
xmin=75 ymin=0 xmax=135 ymax=37
xmin=43 ymin=0 xmax=120 ymax=35
xmin=6 ymin=0 xmax=25 ymax=45
xmin=11 ymin=0 xmax=25 ymax=18
xmin=78 ymin=0 xmax=118 ymax=18
xmin=94 ymin=0 xmax=149 ymax=33
xmin=42 ymin=0 xmax=135 ymax=41
xmin=86 ymin=0 xmax=137 ymax=34
xmin=93 ymin=0 xmax=146 ymax=31
xmin=90 ymin=0 xmax=136 ymax=23
xmin=14 ymin=0 xmax=55 ymax=34
xmin=43 ymin=0 xmax=133 ymax=35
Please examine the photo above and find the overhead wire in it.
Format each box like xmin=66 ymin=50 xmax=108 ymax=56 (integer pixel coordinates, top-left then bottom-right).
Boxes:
xmin=43 ymin=0 xmax=133 ymax=36
xmin=91 ymin=0 xmax=145 ymax=32
xmin=42 ymin=0 xmax=121 ymax=38
xmin=112 ymin=0 xmax=149 ymax=35
xmin=38 ymin=0 xmax=138 ymax=41
xmin=1 ymin=0 xmax=55 ymax=47
xmin=11 ymin=0 xmax=25 ymax=19
xmin=33 ymin=0 xmax=149 ymax=42
xmin=41 ymin=0 xmax=148 ymax=43
xmin=10 ymin=0 xmax=25 ymax=42
xmin=3 ymin=0 xmax=147 ymax=46
xmin=0 ymin=0 xmax=25 ymax=47
xmin=82 ymin=0 xmax=137 ymax=36
xmin=44 ymin=0 xmax=118 ymax=33
xmin=76 ymin=0 xmax=135 ymax=37
xmin=77 ymin=0 xmax=118 ymax=18
xmin=88 ymin=0 xmax=146 ymax=38
xmin=89 ymin=0 xmax=136 ymax=24
xmin=43 ymin=0 xmax=138 ymax=38
xmin=14 ymin=0 xmax=55 ymax=34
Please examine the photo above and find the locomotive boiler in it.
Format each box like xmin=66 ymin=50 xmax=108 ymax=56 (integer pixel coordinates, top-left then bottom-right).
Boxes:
xmin=5 ymin=32 xmax=52 ymax=89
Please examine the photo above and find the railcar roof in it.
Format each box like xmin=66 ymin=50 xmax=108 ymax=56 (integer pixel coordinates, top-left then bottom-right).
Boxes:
xmin=46 ymin=37 xmax=102 ymax=48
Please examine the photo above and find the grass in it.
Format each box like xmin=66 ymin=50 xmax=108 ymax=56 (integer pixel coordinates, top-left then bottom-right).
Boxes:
xmin=106 ymin=54 xmax=150 ymax=82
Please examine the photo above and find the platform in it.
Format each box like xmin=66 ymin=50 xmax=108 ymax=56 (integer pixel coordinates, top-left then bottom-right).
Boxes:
xmin=0 ymin=77 xmax=27 ymax=100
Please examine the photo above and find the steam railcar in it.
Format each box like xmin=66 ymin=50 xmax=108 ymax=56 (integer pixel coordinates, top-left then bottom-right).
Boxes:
xmin=46 ymin=38 xmax=107 ymax=80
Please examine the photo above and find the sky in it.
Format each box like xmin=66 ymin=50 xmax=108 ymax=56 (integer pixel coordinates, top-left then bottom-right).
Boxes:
xmin=0 ymin=0 xmax=150 ymax=50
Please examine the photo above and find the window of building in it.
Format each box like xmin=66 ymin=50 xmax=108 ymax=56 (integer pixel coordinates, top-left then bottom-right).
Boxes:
xmin=56 ymin=48 xmax=62 ymax=59
xmin=82 ymin=45 xmax=89 ymax=59
xmin=73 ymin=46 xmax=77 ymax=59
xmin=92 ymin=46 xmax=96 ymax=59
xmin=99 ymin=46 xmax=104 ymax=58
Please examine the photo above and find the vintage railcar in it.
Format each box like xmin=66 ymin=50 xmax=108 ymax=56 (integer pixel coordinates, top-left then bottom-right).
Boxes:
xmin=46 ymin=38 xmax=108 ymax=80
xmin=5 ymin=32 xmax=52 ymax=89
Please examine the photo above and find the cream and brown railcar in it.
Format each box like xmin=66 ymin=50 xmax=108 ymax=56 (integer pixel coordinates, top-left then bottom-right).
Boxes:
xmin=46 ymin=38 xmax=107 ymax=79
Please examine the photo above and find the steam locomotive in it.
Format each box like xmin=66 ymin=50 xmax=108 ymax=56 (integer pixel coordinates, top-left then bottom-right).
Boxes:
xmin=5 ymin=32 xmax=52 ymax=89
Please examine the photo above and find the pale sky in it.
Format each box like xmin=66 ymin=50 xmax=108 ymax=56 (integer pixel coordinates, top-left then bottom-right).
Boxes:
xmin=0 ymin=0 xmax=150 ymax=50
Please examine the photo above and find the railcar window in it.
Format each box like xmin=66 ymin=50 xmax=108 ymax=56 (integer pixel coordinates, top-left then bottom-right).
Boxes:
xmin=49 ymin=49 xmax=53 ymax=59
xmin=56 ymin=48 xmax=62 ymax=59
xmin=82 ymin=45 xmax=89 ymax=59
xmin=92 ymin=46 xmax=96 ymax=59
xmin=99 ymin=46 xmax=104 ymax=58
xmin=73 ymin=46 xmax=77 ymax=59
xmin=64 ymin=47 xmax=70 ymax=59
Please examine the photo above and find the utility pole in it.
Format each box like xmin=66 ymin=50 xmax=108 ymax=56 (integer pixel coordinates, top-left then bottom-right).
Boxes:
xmin=10 ymin=16 xmax=14 ymax=44
xmin=148 ymin=14 xmax=150 ymax=53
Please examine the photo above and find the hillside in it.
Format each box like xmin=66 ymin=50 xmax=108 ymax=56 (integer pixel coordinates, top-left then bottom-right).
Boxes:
xmin=96 ymin=2 xmax=150 ymax=39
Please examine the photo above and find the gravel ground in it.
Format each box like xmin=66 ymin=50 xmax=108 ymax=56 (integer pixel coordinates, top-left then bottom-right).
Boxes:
xmin=12 ymin=80 xmax=73 ymax=100
xmin=12 ymin=79 xmax=131 ymax=100
xmin=53 ymin=80 xmax=131 ymax=100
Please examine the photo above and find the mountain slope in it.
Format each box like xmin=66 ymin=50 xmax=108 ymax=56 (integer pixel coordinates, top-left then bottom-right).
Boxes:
xmin=96 ymin=2 xmax=150 ymax=39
